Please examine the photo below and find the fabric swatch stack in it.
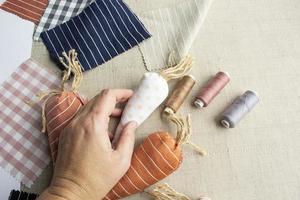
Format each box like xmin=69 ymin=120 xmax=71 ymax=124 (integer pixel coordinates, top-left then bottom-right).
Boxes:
xmin=0 ymin=0 xmax=212 ymax=198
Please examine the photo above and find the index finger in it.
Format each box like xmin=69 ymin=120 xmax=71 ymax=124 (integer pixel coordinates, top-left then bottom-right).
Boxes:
xmin=90 ymin=89 xmax=133 ymax=118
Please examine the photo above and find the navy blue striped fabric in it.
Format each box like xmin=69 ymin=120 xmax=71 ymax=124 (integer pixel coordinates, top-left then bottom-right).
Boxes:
xmin=41 ymin=0 xmax=151 ymax=71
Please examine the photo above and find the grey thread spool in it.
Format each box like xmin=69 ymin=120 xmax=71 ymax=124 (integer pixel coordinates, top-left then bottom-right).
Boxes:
xmin=220 ymin=90 xmax=259 ymax=128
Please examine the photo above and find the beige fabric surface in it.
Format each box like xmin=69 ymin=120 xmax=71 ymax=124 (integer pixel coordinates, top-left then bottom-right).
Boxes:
xmin=138 ymin=0 xmax=212 ymax=71
xmin=23 ymin=0 xmax=300 ymax=199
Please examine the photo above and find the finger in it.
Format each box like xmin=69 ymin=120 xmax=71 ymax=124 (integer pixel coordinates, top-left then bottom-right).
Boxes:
xmin=91 ymin=89 xmax=133 ymax=118
xmin=115 ymin=121 xmax=137 ymax=157
xmin=79 ymin=89 xmax=132 ymax=117
xmin=73 ymin=89 xmax=132 ymax=136
xmin=110 ymin=108 xmax=123 ymax=117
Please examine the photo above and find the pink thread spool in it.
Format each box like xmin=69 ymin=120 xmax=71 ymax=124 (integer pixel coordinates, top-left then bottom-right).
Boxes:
xmin=194 ymin=71 xmax=230 ymax=108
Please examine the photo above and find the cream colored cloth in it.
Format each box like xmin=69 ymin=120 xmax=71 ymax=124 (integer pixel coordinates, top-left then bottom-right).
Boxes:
xmin=138 ymin=0 xmax=212 ymax=71
xmin=23 ymin=0 xmax=300 ymax=200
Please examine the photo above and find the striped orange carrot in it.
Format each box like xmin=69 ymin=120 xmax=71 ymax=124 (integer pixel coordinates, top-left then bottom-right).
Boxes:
xmin=104 ymin=132 xmax=183 ymax=200
xmin=41 ymin=50 xmax=85 ymax=163
xmin=104 ymin=113 xmax=205 ymax=200
xmin=44 ymin=91 xmax=85 ymax=162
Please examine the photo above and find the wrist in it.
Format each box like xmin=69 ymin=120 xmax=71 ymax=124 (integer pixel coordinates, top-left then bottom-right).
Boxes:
xmin=38 ymin=188 xmax=77 ymax=200
xmin=38 ymin=175 xmax=103 ymax=200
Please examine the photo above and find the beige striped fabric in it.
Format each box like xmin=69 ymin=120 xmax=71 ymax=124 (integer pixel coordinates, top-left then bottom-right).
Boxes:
xmin=104 ymin=132 xmax=182 ymax=200
xmin=45 ymin=91 xmax=85 ymax=163
xmin=138 ymin=0 xmax=212 ymax=71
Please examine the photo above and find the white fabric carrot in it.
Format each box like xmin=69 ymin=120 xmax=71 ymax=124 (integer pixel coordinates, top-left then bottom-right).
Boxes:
xmin=112 ymin=55 xmax=194 ymax=146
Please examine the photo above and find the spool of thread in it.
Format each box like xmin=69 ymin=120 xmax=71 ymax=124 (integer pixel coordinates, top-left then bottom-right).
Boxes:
xmin=220 ymin=90 xmax=259 ymax=128
xmin=194 ymin=71 xmax=230 ymax=108
xmin=164 ymin=75 xmax=196 ymax=115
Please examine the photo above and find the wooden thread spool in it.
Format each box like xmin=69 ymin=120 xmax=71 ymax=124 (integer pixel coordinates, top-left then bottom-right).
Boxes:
xmin=164 ymin=75 xmax=196 ymax=116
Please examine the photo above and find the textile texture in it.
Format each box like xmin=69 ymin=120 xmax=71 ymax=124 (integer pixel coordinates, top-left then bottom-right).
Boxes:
xmin=113 ymin=72 xmax=168 ymax=145
xmin=41 ymin=0 xmax=151 ymax=71
xmin=0 ymin=59 xmax=60 ymax=187
xmin=138 ymin=0 xmax=211 ymax=71
xmin=25 ymin=0 xmax=300 ymax=199
xmin=45 ymin=92 xmax=85 ymax=163
xmin=0 ymin=0 xmax=48 ymax=24
xmin=34 ymin=0 xmax=94 ymax=40
xmin=106 ymin=132 xmax=182 ymax=200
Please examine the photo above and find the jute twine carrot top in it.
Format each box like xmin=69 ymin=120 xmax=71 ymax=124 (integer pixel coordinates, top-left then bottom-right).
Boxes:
xmin=159 ymin=55 xmax=194 ymax=81
xmin=146 ymin=183 xmax=212 ymax=200
xmin=146 ymin=183 xmax=191 ymax=200
xmin=169 ymin=113 xmax=206 ymax=156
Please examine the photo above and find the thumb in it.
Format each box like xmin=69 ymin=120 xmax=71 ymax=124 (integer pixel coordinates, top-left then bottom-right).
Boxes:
xmin=115 ymin=121 xmax=138 ymax=157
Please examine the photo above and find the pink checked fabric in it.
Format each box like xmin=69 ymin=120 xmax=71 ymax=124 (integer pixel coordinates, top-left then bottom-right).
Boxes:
xmin=0 ymin=59 xmax=60 ymax=187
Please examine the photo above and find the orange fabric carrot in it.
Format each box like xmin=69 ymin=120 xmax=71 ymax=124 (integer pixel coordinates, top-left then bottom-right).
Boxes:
xmin=44 ymin=91 xmax=85 ymax=162
xmin=105 ymin=132 xmax=182 ymax=200
xmin=40 ymin=50 xmax=86 ymax=163
xmin=104 ymin=114 xmax=205 ymax=200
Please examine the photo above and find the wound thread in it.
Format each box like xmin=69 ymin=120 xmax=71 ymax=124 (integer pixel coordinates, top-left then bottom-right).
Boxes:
xmin=220 ymin=90 xmax=259 ymax=128
xmin=164 ymin=75 xmax=196 ymax=115
xmin=194 ymin=71 xmax=230 ymax=108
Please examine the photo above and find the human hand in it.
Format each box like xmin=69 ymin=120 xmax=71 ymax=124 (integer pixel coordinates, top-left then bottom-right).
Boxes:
xmin=38 ymin=89 xmax=137 ymax=200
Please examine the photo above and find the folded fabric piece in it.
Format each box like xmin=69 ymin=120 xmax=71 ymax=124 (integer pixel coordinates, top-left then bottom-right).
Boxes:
xmin=0 ymin=9 xmax=34 ymax=84
xmin=34 ymin=0 xmax=94 ymax=41
xmin=138 ymin=0 xmax=212 ymax=71
xmin=0 ymin=0 xmax=48 ymax=24
xmin=41 ymin=0 xmax=150 ymax=71
xmin=0 ymin=59 xmax=60 ymax=187
xmin=41 ymin=0 xmax=151 ymax=71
